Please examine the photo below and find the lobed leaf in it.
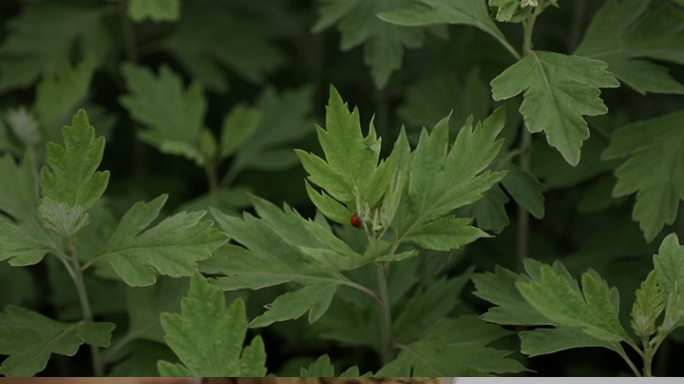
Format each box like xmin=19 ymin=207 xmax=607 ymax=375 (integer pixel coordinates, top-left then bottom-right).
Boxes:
xmin=0 ymin=306 xmax=114 ymax=377
xmin=491 ymin=51 xmax=619 ymax=165
xmin=159 ymin=274 xmax=267 ymax=377
xmin=575 ymin=0 xmax=684 ymax=95
xmin=119 ymin=63 xmax=207 ymax=164
xmin=630 ymin=270 xmax=665 ymax=339
xmin=40 ymin=109 xmax=109 ymax=211
xmin=602 ymin=109 xmax=684 ymax=242
xmin=95 ymin=194 xmax=228 ymax=287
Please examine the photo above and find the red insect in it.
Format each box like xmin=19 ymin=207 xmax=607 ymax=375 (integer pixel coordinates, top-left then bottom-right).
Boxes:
xmin=351 ymin=214 xmax=361 ymax=228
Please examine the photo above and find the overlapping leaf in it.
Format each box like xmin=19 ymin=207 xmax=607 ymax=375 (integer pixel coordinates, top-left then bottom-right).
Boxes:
xmin=575 ymin=0 xmax=684 ymax=94
xmin=392 ymin=108 xmax=507 ymax=251
xmin=491 ymin=51 xmax=619 ymax=165
xmin=40 ymin=110 xmax=109 ymax=211
xmin=209 ymin=197 xmax=359 ymax=325
xmin=474 ymin=259 xmax=630 ymax=357
xmin=0 ymin=5 xmax=110 ymax=92
xmin=296 ymin=86 xmax=403 ymax=226
xmin=119 ymin=63 xmax=207 ymax=164
xmin=376 ymin=316 xmax=526 ymax=376
xmin=313 ymin=0 xmax=425 ymax=88
xmin=93 ymin=194 xmax=227 ymax=287
xmin=163 ymin=10 xmax=285 ymax=93
xmin=0 ymin=306 xmax=114 ymax=377
xmin=158 ymin=274 xmax=267 ymax=377
xmin=378 ymin=0 xmax=515 ymax=59
xmin=601 ymin=109 xmax=684 ymax=242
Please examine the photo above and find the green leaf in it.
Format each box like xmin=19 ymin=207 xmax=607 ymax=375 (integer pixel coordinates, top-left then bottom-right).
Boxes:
xmin=519 ymin=326 xmax=621 ymax=357
xmin=630 ymin=270 xmax=665 ymax=339
xmin=0 ymin=5 xmax=108 ymax=92
xmin=377 ymin=316 xmax=526 ymax=376
xmin=34 ymin=58 xmax=95 ymax=143
xmin=378 ymin=0 xmax=509 ymax=54
xmin=471 ymin=184 xmax=510 ymax=233
xmin=159 ymin=274 xmax=267 ymax=377
xmin=128 ymin=0 xmax=180 ymax=22
xmin=232 ymin=86 xmax=314 ymax=173
xmin=488 ymin=0 xmax=527 ymax=22
xmin=0 ymin=305 xmax=114 ymax=377
xmin=602 ymin=109 xmax=684 ymax=242
xmin=402 ymin=216 xmax=489 ymax=251
xmin=119 ymin=63 xmax=207 ymax=165
xmin=40 ymin=110 xmax=109 ymax=211
xmin=107 ymin=340 xmax=178 ymax=377
xmin=472 ymin=264 xmax=553 ymax=325
xmin=162 ymin=9 xmax=285 ymax=92
xmin=516 ymin=263 xmax=631 ymax=343
xmin=501 ymin=164 xmax=545 ymax=219
xmin=296 ymin=86 xmax=392 ymax=225
xmin=38 ymin=198 xmax=89 ymax=239
xmin=394 ymin=107 xmax=506 ymax=249
xmin=491 ymin=51 xmax=619 ymax=165
xmin=653 ymin=233 xmax=684 ymax=295
xmin=126 ymin=276 xmax=190 ymax=344
xmin=393 ymin=271 xmax=471 ymax=343
xmin=220 ymin=105 xmax=262 ymax=159
xmin=249 ymin=282 xmax=339 ymax=328
xmin=0 ymin=153 xmax=40 ymax=224
xmin=95 ymin=194 xmax=228 ymax=287
xmin=313 ymin=0 xmax=425 ymax=88
xmin=659 ymin=287 xmax=684 ymax=334
xmin=575 ymin=0 xmax=684 ymax=94
xmin=0 ymin=218 xmax=52 ymax=267
xmin=300 ymin=354 xmax=335 ymax=377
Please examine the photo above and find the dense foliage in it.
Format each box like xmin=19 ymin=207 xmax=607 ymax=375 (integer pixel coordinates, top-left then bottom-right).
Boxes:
xmin=0 ymin=0 xmax=683 ymax=377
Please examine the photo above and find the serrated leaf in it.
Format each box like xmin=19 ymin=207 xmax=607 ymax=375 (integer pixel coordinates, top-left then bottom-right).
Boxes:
xmin=128 ymin=0 xmax=180 ymax=22
xmin=232 ymin=86 xmax=314 ymax=174
xmin=393 ymin=271 xmax=471 ymax=343
xmin=472 ymin=264 xmax=553 ymax=325
xmin=38 ymin=198 xmax=89 ymax=239
xmin=94 ymin=194 xmax=228 ymax=287
xmin=163 ymin=9 xmax=285 ymax=92
xmin=249 ymin=282 xmax=339 ymax=328
xmin=378 ymin=0 xmax=511 ymax=56
xmin=220 ymin=105 xmax=262 ymax=159
xmin=402 ymin=216 xmax=489 ymax=251
xmin=0 ymin=153 xmax=40 ymax=224
xmin=491 ymin=51 xmax=619 ymax=165
xmin=630 ymin=270 xmax=665 ymax=338
xmin=0 ymin=5 xmax=107 ymax=92
xmin=516 ymin=264 xmax=630 ymax=343
xmin=501 ymin=164 xmax=545 ymax=219
xmin=119 ymin=63 xmax=207 ymax=165
xmin=34 ymin=58 xmax=95 ymax=143
xmin=40 ymin=110 xmax=109 ymax=211
xmin=471 ymin=184 xmax=510 ymax=232
xmin=313 ymin=0 xmax=425 ymax=88
xmin=377 ymin=316 xmax=526 ymax=376
xmin=653 ymin=233 xmax=684 ymax=295
xmin=575 ymin=0 xmax=684 ymax=94
xmin=0 ymin=306 xmax=114 ymax=377
xmin=519 ymin=326 xmax=621 ymax=357
xmin=159 ymin=274 xmax=267 ymax=377
xmin=0 ymin=218 xmax=52 ymax=267
xmin=300 ymin=354 xmax=335 ymax=377
xmin=394 ymin=107 xmax=506 ymax=249
xmin=602 ymin=109 xmax=684 ymax=242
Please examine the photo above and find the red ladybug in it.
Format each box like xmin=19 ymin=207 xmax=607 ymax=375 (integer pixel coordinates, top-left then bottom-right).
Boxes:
xmin=351 ymin=214 xmax=361 ymax=228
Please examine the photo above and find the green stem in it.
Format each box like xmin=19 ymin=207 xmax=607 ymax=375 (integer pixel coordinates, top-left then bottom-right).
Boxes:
xmin=613 ymin=342 xmax=642 ymax=377
xmin=205 ymin=158 xmax=219 ymax=193
xmin=516 ymin=127 xmax=531 ymax=272
xmin=67 ymin=239 xmax=103 ymax=377
xmin=376 ymin=263 xmax=394 ymax=365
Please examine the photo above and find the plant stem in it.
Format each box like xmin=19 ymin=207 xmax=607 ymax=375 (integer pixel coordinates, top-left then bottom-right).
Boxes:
xmin=205 ymin=159 xmax=219 ymax=193
xmin=516 ymin=127 xmax=531 ymax=272
xmin=613 ymin=342 xmax=642 ymax=377
xmin=376 ymin=263 xmax=394 ymax=365
xmin=67 ymin=239 xmax=103 ymax=376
